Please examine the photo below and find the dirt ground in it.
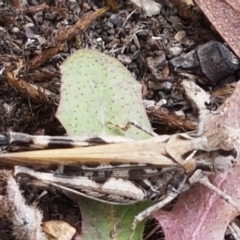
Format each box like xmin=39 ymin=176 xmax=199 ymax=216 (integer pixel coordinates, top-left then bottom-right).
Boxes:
xmin=0 ymin=0 xmax=238 ymax=239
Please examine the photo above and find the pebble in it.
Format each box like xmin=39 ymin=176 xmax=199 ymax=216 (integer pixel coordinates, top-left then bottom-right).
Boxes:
xmin=109 ymin=14 xmax=123 ymax=28
xmin=12 ymin=27 xmax=19 ymax=33
xmin=168 ymin=46 xmax=183 ymax=57
xmin=174 ymin=30 xmax=186 ymax=42
xmin=148 ymin=81 xmax=172 ymax=91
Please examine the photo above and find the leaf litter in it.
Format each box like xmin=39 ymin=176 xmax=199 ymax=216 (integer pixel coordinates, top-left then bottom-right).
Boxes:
xmin=0 ymin=0 xmax=240 ymax=239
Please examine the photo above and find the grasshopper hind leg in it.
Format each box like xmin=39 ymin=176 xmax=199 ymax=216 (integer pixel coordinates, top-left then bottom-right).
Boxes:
xmin=129 ymin=175 xmax=188 ymax=240
xmin=227 ymin=221 xmax=240 ymax=240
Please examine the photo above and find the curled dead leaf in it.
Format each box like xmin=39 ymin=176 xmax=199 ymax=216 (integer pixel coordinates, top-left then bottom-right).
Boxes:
xmin=28 ymin=44 xmax=63 ymax=70
xmin=104 ymin=0 xmax=118 ymax=10
xmin=146 ymin=107 xmax=197 ymax=132
xmin=42 ymin=220 xmax=76 ymax=240
xmin=169 ymin=0 xmax=197 ymax=20
xmin=210 ymin=82 xmax=236 ymax=107
xmin=24 ymin=2 xmax=50 ymax=14
xmin=7 ymin=71 xmax=58 ymax=104
xmin=9 ymin=0 xmax=23 ymax=10
xmin=53 ymin=7 xmax=109 ymax=44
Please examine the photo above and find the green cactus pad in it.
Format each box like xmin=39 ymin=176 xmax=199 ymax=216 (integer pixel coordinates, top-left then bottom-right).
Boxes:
xmin=57 ymin=49 xmax=151 ymax=140
xmin=56 ymin=49 xmax=154 ymax=240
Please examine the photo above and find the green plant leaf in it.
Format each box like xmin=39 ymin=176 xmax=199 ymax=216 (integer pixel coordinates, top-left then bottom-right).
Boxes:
xmin=79 ymin=197 xmax=152 ymax=240
xmin=57 ymin=49 xmax=153 ymax=240
xmin=57 ymin=49 xmax=151 ymax=139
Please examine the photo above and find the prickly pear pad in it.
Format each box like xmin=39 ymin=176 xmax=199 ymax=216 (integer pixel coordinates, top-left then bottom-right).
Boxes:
xmin=57 ymin=49 xmax=151 ymax=139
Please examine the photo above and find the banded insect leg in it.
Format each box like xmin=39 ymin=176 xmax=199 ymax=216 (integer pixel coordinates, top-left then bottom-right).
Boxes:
xmin=0 ymin=132 xmax=134 ymax=150
xmin=227 ymin=221 xmax=240 ymax=240
xmin=14 ymin=166 xmax=146 ymax=205
xmin=129 ymin=175 xmax=188 ymax=240
xmin=189 ymin=169 xmax=240 ymax=212
xmin=199 ymin=176 xmax=240 ymax=212
xmin=189 ymin=109 xmax=223 ymax=137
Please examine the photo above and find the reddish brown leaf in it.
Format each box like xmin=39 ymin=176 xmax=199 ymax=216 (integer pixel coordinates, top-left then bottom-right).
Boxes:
xmin=195 ymin=0 xmax=240 ymax=58
xmin=153 ymin=81 xmax=240 ymax=239
xmin=225 ymin=0 xmax=240 ymax=12
xmin=154 ymin=168 xmax=240 ymax=240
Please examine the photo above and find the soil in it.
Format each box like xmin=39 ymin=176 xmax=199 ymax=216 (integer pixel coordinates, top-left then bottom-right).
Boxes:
xmin=0 ymin=0 xmax=238 ymax=239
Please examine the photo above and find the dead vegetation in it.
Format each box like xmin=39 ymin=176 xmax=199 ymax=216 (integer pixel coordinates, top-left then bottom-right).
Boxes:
xmin=0 ymin=0 xmax=240 ymax=239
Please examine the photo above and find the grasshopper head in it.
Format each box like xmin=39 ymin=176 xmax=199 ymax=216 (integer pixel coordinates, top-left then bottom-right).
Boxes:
xmin=213 ymin=148 xmax=237 ymax=172
xmin=219 ymin=126 xmax=240 ymax=152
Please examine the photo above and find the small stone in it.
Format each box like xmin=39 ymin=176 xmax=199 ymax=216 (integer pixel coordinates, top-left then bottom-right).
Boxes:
xmin=117 ymin=54 xmax=132 ymax=64
xmin=12 ymin=27 xmax=19 ymax=33
xmin=169 ymin=46 xmax=183 ymax=57
xmin=131 ymin=0 xmax=162 ymax=16
xmin=148 ymin=81 xmax=172 ymax=91
xmin=109 ymin=14 xmax=123 ymax=27
xmin=170 ymin=49 xmax=199 ymax=69
xmin=136 ymin=31 xmax=148 ymax=41
xmin=107 ymin=28 xmax=115 ymax=35
xmin=130 ymin=44 xmax=137 ymax=53
xmin=174 ymin=30 xmax=186 ymax=42
xmin=197 ymin=41 xmax=239 ymax=85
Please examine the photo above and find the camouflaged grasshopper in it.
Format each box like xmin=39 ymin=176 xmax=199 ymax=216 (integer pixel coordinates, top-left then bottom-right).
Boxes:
xmin=0 ymin=126 xmax=239 ymax=239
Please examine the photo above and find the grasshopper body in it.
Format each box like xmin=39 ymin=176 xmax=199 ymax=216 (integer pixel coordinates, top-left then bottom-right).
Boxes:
xmin=0 ymin=126 xmax=238 ymax=239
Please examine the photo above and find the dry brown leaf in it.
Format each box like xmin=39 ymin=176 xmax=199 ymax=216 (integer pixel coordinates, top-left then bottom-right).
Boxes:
xmin=42 ymin=221 xmax=76 ymax=240
xmin=54 ymin=7 xmax=109 ymax=44
xmin=195 ymin=0 xmax=240 ymax=58
xmin=162 ymin=63 xmax=170 ymax=77
xmin=24 ymin=2 xmax=50 ymax=14
xmin=147 ymin=107 xmax=197 ymax=132
xmin=7 ymin=71 xmax=58 ymax=104
xmin=183 ymin=0 xmax=194 ymax=4
xmin=104 ymin=0 xmax=118 ymax=10
xmin=0 ymin=14 xmax=18 ymax=28
xmin=169 ymin=0 xmax=196 ymax=19
xmin=210 ymin=82 xmax=236 ymax=107
xmin=9 ymin=0 xmax=22 ymax=10
xmin=28 ymin=44 xmax=63 ymax=70
xmin=28 ymin=68 xmax=60 ymax=82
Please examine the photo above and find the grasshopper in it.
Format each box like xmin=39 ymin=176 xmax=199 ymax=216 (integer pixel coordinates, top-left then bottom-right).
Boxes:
xmin=0 ymin=126 xmax=239 ymax=239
